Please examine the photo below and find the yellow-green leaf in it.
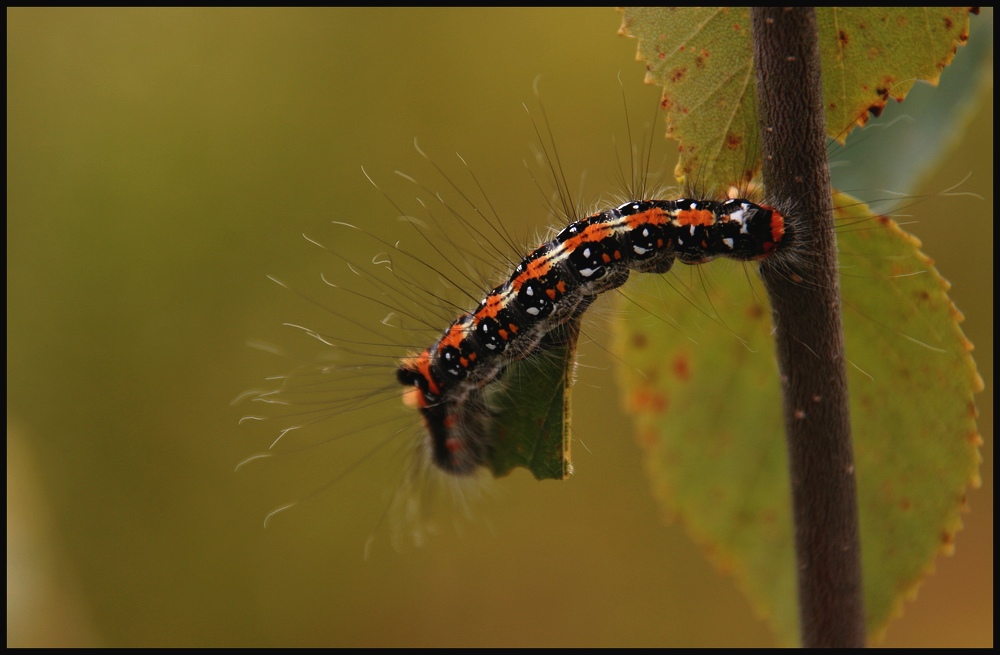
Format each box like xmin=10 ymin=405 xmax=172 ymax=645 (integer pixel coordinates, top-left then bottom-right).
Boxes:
xmin=618 ymin=7 xmax=974 ymax=187
xmin=619 ymin=7 xmax=758 ymax=189
xmin=611 ymin=193 xmax=982 ymax=644
xmin=816 ymin=7 xmax=974 ymax=138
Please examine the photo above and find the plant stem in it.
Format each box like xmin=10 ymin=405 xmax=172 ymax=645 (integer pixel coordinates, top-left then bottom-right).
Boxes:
xmin=750 ymin=8 xmax=866 ymax=648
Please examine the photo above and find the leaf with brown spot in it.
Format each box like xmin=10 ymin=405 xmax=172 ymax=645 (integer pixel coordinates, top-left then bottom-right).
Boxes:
xmin=618 ymin=7 xmax=975 ymax=189
xmin=611 ymin=193 xmax=983 ymax=644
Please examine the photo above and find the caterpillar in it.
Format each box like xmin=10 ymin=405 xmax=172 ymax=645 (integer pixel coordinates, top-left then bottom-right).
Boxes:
xmin=237 ymin=87 xmax=981 ymax=539
xmin=400 ymin=197 xmax=786 ymax=475
xmin=237 ymin=120 xmax=807 ymax=531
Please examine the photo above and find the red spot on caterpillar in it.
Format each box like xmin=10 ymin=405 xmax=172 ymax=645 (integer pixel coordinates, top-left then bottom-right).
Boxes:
xmin=625 ymin=207 xmax=671 ymax=228
xmin=558 ymin=222 xmax=615 ymax=255
xmin=511 ymin=256 xmax=553 ymax=290
xmin=769 ymin=208 xmax=786 ymax=243
xmin=476 ymin=292 xmax=505 ymax=320
xmin=439 ymin=324 xmax=466 ymax=351
xmin=674 ymin=208 xmax=716 ymax=226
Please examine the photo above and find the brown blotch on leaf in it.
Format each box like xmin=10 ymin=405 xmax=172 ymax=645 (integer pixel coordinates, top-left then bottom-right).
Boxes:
xmin=838 ymin=29 xmax=849 ymax=46
xmin=630 ymin=331 xmax=649 ymax=349
xmin=670 ymin=67 xmax=687 ymax=83
xmin=672 ymin=355 xmax=691 ymax=381
xmin=866 ymin=103 xmax=886 ymax=119
xmin=631 ymin=388 xmax=669 ymax=415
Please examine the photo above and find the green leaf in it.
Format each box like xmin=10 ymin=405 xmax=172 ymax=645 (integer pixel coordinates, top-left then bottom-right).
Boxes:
xmin=619 ymin=7 xmax=758 ymax=189
xmin=618 ymin=7 xmax=975 ymax=189
xmin=815 ymin=8 xmax=974 ymax=138
xmin=611 ymin=193 xmax=983 ymax=644
xmin=829 ymin=11 xmax=994 ymax=201
xmin=485 ymin=320 xmax=578 ymax=480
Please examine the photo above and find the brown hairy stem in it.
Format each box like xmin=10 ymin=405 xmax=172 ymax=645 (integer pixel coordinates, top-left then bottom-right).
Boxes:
xmin=750 ymin=7 xmax=866 ymax=647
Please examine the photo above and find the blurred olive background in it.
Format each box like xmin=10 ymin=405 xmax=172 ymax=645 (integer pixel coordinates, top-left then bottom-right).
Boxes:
xmin=7 ymin=8 xmax=992 ymax=647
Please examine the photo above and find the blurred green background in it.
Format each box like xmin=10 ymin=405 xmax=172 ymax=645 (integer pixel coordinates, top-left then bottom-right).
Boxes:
xmin=7 ymin=8 xmax=992 ymax=647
